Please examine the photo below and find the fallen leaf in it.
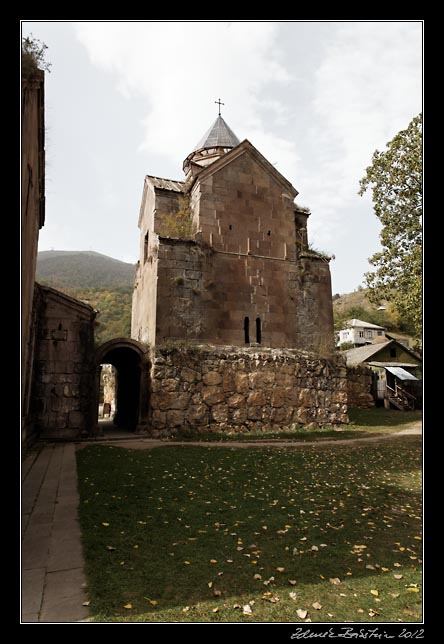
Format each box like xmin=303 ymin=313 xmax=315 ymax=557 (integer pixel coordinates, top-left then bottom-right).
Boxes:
xmin=357 ymin=608 xmax=364 ymax=614
xmin=254 ymin=574 xmax=262 ymax=580
xmin=212 ymin=607 xmax=219 ymax=613
xmin=296 ymin=609 xmax=308 ymax=619
xmin=320 ymin=544 xmax=328 ymax=548
xmin=329 ymin=578 xmax=341 ymax=585
xmin=123 ymin=603 xmax=132 ymax=609
xmin=370 ymin=590 xmax=379 ymax=596
xmin=312 ymin=602 xmax=322 ymax=610
xmin=233 ymin=604 xmax=241 ymax=609
xmin=210 ymin=559 xmax=217 ymax=564
xmin=289 ymin=592 xmax=297 ymax=601
xmin=243 ymin=604 xmax=253 ymax=615
xmin=120 ymin=561 xmax=125 ymax=566
xmin=339 ymin=593 xmax=347 ymax=597
xmin=288 ymin=580 xmax=297 ymax=586
xmin=365 ymin=564 xmax=375 ymax=570
xmin=182 ymin=606 xmax=190 ymax=613
xmin=276 ymin=567 xmax=285 ymax=573
xmin=327 ymin=613 xmax=334 ymax=618
xmin=213 ymin=589 xmax=222 ymax=597
xmin=102 ymin=522 xmax=109 ymax=527
xmin=106 ymin=545 xmax=116 ymax=551
xmin=394 ymin=574 xmax=403 ymax=580
xmin=390 ymin=593 xmax=400 ymax=599
xmin=184 ymin=561 xmax=191 ymax=565
xmin=407 ymin=587 xmax=420 ymax=593
xmin=226 ymin=559 xmax=233 ymax=563
xmin=381 ymin=567 xmax=389 ymax=572
xmin=368 ymin=609 xmax=379 ymax=617
xmin=82 ymin=601 xmax=90 ymax=606
xmin=311 ymin=546 xmax=319 ymax=551
xmin=208 ymin=581 xmax=213 ymax=588
xmin=149 ymin=600 xmax=158 ymax=607
xmin=393 ymin=562 xmax=401 ymax=568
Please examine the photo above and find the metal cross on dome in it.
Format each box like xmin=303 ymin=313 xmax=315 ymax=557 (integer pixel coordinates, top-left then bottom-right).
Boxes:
xmin=215 ymin=98 xmax=225 ymax=116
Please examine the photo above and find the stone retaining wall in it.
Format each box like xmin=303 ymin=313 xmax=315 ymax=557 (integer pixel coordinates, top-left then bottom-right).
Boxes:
xmin=346 ymin=365 xmax=375 ymax=409
xmin=150 ymin=345 xmax=348 ymax=436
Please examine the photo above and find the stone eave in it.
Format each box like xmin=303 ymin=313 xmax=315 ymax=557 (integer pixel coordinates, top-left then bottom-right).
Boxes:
xmin=189 ymin=139 xmax=299 ymax=199
xmin=37 ymin=283 xmax=96 ymax=318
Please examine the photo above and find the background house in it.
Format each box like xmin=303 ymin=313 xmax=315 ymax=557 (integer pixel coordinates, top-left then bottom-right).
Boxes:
xmin=343 ymin=339 xmax=422 ymax=410
xmin=337 ymin=318 xmax=386 ymax=348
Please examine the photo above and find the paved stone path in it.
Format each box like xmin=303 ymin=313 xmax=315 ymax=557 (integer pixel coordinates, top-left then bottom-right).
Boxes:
xmin=21 ymin=443 xmax=89 ymax=623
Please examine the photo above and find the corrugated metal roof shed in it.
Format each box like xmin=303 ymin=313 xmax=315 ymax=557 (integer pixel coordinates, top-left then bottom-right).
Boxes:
xmin=385 ymin=366 xmax=419 ymax=381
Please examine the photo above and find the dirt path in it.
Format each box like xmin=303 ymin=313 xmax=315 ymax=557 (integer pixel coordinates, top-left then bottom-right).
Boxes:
xmin=82 ymin=420 xmax=422 ymax=452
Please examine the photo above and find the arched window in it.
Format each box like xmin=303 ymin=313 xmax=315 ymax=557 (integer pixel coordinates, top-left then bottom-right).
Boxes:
xmin=256 ymin=317 xmax=262 ymax=344
xmin=244 ymin=317 xmax=250 ymax=344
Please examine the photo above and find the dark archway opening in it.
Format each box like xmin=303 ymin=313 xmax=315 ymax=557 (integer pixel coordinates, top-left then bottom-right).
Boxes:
xmin=99 ymin=347 xmax=141 ymax=431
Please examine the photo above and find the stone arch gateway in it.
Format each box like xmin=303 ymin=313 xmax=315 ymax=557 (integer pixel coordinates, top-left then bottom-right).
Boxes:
xmin=95 ymin=338 xmax=151 ymax=433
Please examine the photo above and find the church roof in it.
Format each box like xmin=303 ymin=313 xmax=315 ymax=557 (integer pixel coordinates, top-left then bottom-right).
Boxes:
xmin=192 ymin=115 xmax=240 ymax=152
xmin=146 ymin=176 xmax=185 ymax=193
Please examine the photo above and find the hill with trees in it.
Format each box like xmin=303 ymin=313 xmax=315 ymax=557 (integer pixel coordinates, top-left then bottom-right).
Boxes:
xmin=36 ymin=250 xmax=135 ymax=344
xmin=333 ymin=287 xmax=416 ymax=347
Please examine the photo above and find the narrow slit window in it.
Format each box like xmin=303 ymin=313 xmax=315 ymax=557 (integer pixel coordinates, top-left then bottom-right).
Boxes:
xmin=144 ymin=232 xmax=149 ymax=263
xmin=244 ymin=317 xmax=250 ymax=344
xmin=256 ymin=317 xmax=262 ymax=344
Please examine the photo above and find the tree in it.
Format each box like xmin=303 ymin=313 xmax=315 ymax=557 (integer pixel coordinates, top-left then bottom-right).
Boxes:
xmin=158 ymin=195 xmax=193 ymax=239
xmin=359 ymin=114 xmax=422 ymax=343
xmin=22 ymin=34 xmax=51 ymax=76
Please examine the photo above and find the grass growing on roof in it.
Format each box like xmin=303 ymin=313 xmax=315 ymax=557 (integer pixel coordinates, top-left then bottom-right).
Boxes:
xmin=76 ymin=438 xmax=422 ymax=622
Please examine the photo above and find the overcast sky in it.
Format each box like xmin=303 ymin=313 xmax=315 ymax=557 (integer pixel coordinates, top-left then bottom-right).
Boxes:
xmin=22 ymin=20 xmax=422 ymax=295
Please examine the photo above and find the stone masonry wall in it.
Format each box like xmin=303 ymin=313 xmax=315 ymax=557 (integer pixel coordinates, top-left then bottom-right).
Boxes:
xmin=150 ymin=346 xmax=348 ymax=436
xmin=346 ymin=365 xmax=375 ymax=409
xmin=32 ymin=285 xmax=96 ymax=439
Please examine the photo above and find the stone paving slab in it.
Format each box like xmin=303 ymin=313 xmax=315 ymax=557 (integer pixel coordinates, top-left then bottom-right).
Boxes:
xmin=21 ymin=443 xmax=89 ymax=623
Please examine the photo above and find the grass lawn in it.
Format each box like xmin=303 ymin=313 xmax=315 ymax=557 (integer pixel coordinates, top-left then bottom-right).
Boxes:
xmin=169 ymin=407 xmax=422 ymax=442
xmin=76 ymin=436 xmax=422 ymax=623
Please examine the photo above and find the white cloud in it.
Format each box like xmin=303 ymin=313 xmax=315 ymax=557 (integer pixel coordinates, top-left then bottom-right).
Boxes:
xmin=75 ymin=21 xmax=299 ymax=176
xmin=301 ymin=21 xmax=422 ymax=248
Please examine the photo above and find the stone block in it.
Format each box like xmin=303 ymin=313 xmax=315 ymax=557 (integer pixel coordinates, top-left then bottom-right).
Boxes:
xmin=227 ymin=393 xmax=245 ymax=408
xmin=211 ymin=404 xmax=228 ymax=423
xmin=247 ymin=391 xmax=266 ymax=406
xmin=202 ymin=386 xmax=225 ymax=406
xmin=167 ymin=410 xmax=185 ymax=427
xmin=203 ymin=371 xmax=222 ymax=386
xmin=271 ymin=389 xmax=285 ymax=408
xmin=231 ymin=407 xmax=247 ymax=424
xmin=68 ymin=411 xmax=83 ymax=428
xmin=234 ymin=372 xmax=249 ymax=393
xmin=162 ymin=378 xmax=179 ymax=392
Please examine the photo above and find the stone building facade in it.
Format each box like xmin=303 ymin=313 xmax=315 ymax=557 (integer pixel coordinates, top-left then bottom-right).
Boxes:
xmin=30 ymin=285 xmax=97 ymax=440
xmin=21 ymin=69 xmax=45 ymax=445
xmin=132 ymin=116 xmax=334 ymax=353
xmin=130 ymin=115 xmax=348 ymax=433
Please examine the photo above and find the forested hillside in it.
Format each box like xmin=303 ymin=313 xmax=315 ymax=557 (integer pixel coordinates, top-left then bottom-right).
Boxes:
xmin=36 ymin=251 xmax=135 ymax=344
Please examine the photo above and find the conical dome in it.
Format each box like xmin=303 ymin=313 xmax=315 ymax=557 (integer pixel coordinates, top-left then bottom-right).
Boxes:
xmin=183 ymin=116 xmax=241 ymax=179
xmin=192 ymin=116 xmax=240 ymax=152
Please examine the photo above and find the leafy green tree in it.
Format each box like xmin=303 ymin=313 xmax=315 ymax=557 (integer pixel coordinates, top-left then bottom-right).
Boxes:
xmin=359 ymin=114 xmax=422 ymax=343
